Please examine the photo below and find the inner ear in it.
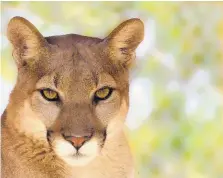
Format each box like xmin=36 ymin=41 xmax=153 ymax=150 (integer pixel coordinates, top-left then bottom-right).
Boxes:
xmin=7 ymin=16 xmax=48 ymax=66
xmin=104 ymin=18 xmax=144 ymax=67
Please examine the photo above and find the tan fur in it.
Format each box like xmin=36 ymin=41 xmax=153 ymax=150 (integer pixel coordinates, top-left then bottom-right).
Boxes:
xmin=1 ymin=16 xmax=144 ymax=178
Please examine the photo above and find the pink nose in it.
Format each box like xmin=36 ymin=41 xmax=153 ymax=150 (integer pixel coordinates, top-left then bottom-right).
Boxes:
xmin=63 ymin=135 xmax=91 ymax=149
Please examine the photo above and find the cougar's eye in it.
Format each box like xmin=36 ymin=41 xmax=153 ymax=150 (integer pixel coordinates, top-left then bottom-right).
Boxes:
xmin=40 ymin=89 xmax=59 ymax=101
xmin=94 ymin=87 xmax=113 ymax=101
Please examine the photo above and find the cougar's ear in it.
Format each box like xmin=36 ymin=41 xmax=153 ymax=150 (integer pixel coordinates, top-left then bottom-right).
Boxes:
xmin=104 ymin=18 xmax=144 ymax=68
xmin=7 ymin=16 xmax=49 ymax=67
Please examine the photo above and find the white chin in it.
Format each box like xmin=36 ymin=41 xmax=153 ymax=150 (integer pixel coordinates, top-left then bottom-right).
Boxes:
xmin=62 ymin=155 xmax=96 ymax=166
xmin=53 ymin=137 xmax=100 ymax=167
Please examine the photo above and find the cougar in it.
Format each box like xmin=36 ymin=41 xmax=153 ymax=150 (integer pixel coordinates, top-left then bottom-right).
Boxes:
xmin=1 ymin=16 xmax=144 ymax=178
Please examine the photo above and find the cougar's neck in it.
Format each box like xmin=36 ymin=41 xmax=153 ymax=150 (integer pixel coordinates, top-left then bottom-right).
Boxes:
xmin=1 ymin=107 xmax=70 ymax=178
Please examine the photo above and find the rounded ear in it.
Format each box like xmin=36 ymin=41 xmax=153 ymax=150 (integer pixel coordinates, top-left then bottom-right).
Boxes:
xmin=104 ymin=18 xmax=144 ymax=68
xmin=7 ymin=16 xmax=48 ymax=66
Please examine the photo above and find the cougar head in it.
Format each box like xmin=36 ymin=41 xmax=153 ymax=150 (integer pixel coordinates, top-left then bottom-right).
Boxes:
xmin=6 ymin=17 xmax=144 ymax=166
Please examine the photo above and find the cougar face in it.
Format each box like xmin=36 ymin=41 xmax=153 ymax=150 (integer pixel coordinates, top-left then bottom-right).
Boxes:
xmin=5 ymin=17 xmax=144 ymax=167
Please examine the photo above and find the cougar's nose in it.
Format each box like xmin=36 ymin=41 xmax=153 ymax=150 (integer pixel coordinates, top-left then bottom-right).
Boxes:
xmin=63 ymin=134 xmax=92 ymax=150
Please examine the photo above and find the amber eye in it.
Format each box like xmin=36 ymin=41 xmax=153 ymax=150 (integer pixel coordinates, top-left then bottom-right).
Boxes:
xmin=94 ymin=87 xmax=113 ymax=101
xmin=40 ymin=89 xmax=59 ymax=101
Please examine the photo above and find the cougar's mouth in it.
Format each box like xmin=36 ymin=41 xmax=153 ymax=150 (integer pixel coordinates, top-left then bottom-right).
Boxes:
xmin=45 ymin=128 xmax=108 ymax=166
xmin=47 ymin=130 xmax=53 ymax=143
xmin=46 ymin=129 xmax=107 ymax=148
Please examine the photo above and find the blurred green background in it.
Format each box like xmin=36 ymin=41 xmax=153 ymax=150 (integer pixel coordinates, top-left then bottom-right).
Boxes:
xmin=1 ymin=2 xmax=223 ymax=178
